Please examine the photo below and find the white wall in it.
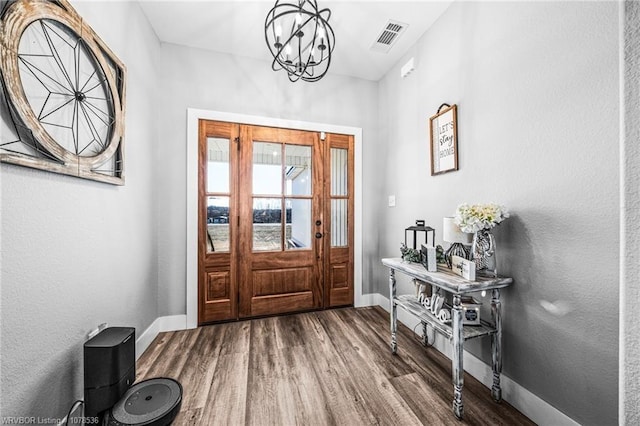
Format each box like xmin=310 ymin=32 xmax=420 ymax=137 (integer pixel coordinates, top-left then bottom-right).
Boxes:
xmin=375 ymin=2 xmax=619 ymax=425
xmin=156 ymin=43 xmax=379 ymax=316
xmin=620 ymin=1 xmax=640 ymax=423
xmin=0 ymin=1 xmax=161 ymax=420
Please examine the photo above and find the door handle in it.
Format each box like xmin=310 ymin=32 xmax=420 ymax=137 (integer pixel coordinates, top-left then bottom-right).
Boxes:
xmin=315 ymin=232 xmax=323 ymax=239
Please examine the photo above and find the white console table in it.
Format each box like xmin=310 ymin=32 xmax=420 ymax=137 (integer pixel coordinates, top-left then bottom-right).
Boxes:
xmin=382 ymin=257 xmax=513 ymax=419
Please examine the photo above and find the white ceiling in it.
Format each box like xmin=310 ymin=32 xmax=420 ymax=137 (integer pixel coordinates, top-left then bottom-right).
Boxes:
xmin=138 ymin=1 xmax=454 ymax=81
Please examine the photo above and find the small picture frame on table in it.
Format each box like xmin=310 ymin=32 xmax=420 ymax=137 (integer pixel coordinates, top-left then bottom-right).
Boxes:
xmin=429 ymin=103 xmax=458 ymax=175
xmin=420 ymin=244 xmax=437 ymax=272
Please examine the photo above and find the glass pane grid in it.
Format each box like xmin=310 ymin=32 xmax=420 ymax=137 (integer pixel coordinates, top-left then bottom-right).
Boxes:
xmin=206 ymin=196 xmax=231 ymax=253
xmin=330 ymin=147 xmax=348 ymax=196
xmin=285 ymin=144 xmax=312 ymax=196
xmin=207 ymin=137 xmax=230 ymax=193
xmin=251 ymin=141 xmax=315 ymax=253
xmin=285 ymin=198 xmax=311 ymax=251
xmin=331 ymin=198 xmax=348 ymax=247
xmin=252 ymin=198 xmax=282 ymax=252
xmin=253 ymin=142 xmax=283 ymax=196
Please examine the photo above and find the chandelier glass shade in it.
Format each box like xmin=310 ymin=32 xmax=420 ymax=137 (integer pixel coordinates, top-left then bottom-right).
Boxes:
xmin=264 ymin=0 xmax=335 ymax=82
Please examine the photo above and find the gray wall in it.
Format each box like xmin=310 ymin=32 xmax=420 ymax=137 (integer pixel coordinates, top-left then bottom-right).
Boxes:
xmin=374 ymin=2 xmax=619 ymax=425
xmin=621 ymin=1 xmax=640 ymax=423
xmin=156 ymin=43 xmax=380 ymax=316
xmin=0 ymin=1 xmax=161 ymax=421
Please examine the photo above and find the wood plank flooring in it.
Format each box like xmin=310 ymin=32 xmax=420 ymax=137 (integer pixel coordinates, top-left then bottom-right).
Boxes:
xmin=136 ymin=307 xmax=535 ymax=426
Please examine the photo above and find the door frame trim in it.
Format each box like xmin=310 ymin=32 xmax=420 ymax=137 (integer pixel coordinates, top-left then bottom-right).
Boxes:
xmin=186 ymin=108 xmax=363 ymax=329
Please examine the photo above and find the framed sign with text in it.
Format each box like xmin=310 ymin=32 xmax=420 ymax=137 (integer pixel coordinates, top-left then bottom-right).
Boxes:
xmin=429 ymin=104 xmax=458 ymax=175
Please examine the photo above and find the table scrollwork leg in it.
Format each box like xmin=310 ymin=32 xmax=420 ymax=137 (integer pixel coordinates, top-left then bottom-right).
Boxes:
xmin=389 ymin=268 xmax=397 ymax=354
xmin=453 ymin=385 xmax=464 ymax=419
xmin=452 ymin=294 xmax=464 ymax=419
xmin=421 ymin=322 xmax=429 ymax=346
xmin=491 ymin=288 xmax=503 ymax=402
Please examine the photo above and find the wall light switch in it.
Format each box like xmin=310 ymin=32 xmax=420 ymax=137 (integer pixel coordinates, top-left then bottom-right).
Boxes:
xmin=388 ymin=195 xmax=396 ymax=207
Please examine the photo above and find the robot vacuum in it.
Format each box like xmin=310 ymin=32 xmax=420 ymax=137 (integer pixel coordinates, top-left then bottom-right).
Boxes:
xmin=104 ymin=377 xmax=183 ymax=426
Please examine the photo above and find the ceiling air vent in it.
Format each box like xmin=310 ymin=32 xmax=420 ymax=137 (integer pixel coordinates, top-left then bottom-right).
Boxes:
xmin=371 ymin=20 xmax=408 ymax=53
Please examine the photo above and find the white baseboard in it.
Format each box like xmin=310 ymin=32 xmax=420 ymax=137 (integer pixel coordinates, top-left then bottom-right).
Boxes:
xmin=355 ymin=292 xmax=378 ymax=307
xmin=135 ymin=314 xmax=187 ymax=360
xmin=371 ymin=293 xmax=579 ymax=426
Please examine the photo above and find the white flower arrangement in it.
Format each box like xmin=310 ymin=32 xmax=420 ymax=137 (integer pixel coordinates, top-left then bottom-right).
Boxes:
xmin=454 ymin=203 xmax=510 ymax=233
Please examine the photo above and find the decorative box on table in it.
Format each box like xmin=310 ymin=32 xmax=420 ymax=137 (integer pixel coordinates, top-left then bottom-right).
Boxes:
xmin=460 ymin=296 xmax=481 ymax=325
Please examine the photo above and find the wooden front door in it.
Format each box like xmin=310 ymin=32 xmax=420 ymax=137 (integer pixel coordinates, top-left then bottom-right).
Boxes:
xmin=198 ymin=120 xmax=240 ymax=323
xmin=323 ymin=133 xmax=355 ymax=308
xmin=237 ymin=125 xmax=323 ymax=318
xmin=198 ymin=120 xmax=354 ymax=324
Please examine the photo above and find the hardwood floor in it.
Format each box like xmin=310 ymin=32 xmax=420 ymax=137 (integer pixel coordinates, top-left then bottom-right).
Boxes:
xmin=136 ymin=307 xmax=535 ymax=426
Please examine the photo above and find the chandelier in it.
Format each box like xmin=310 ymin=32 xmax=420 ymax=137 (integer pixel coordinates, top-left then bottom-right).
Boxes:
xmin=264 ymin=0 xmax=335 ymax=82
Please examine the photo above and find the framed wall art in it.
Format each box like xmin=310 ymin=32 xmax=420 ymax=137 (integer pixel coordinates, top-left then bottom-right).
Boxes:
xmin=429 ymin=103 xmax=458 ymax=176
xmin=0 ymin=0 xmax=127 ymax=185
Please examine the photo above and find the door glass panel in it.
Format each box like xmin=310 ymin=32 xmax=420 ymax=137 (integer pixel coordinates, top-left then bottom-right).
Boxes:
xmin=285 ymin=144 xmax=311 ymax=196
xmin=206 ymin=196 xmax=230 ymax=253
xmin=253 ymin=142 xmax=282 ymax=195
xmin=253 ymin=198 xmax=282 ymax=251
xmin=207 ymin=137 xmax=230 ymax=193
xmin=331 ymin=199 xmax=347 ymax=247
xmin=331 ymin=148 xmax=348 ymax=196
xmin=285 ymin=198 xmax=311 ymax=250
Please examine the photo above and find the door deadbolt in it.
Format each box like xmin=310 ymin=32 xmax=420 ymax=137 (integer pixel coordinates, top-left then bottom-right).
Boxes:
xmin=315 ymin=220 xmax=322 ymax=226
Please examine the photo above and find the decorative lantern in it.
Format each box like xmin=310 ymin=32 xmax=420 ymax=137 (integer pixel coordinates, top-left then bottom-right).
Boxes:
xmin=405 ymin=220 xmax=435 ymax=250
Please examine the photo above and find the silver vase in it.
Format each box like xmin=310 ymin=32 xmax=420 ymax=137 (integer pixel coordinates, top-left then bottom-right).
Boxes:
xmin=471 ymin=229 xmax=497 ymax=276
